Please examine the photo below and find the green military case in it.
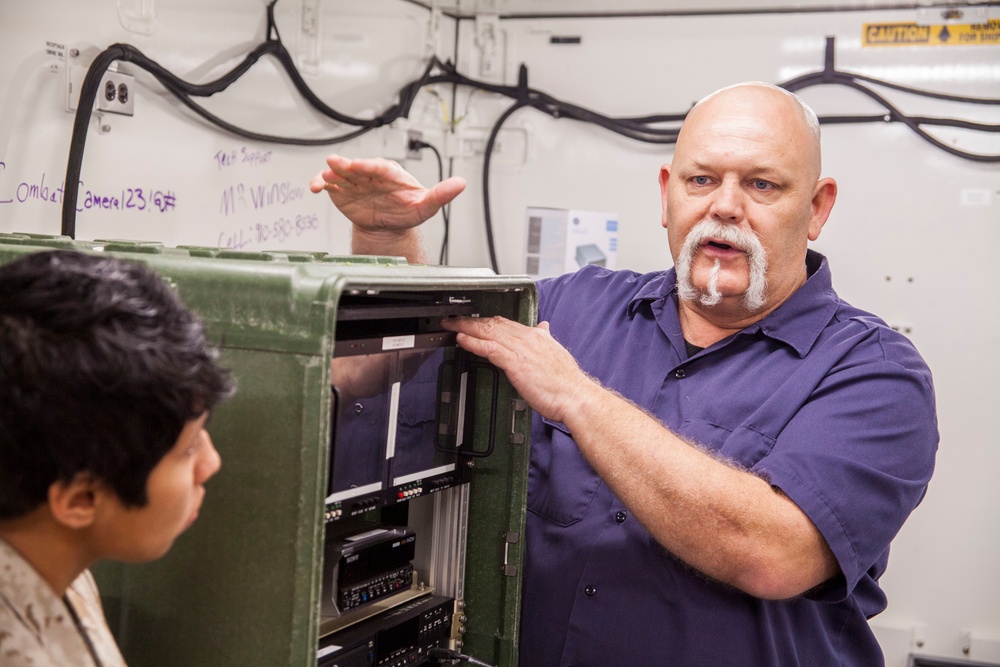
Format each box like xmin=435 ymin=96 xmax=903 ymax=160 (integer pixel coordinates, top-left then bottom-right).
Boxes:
xmin=0 ymin=233 xmax=535 ymax=667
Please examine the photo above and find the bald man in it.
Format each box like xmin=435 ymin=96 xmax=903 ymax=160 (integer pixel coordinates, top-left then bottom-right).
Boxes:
xmin=311 ymin=82 xmax=937 ymax=666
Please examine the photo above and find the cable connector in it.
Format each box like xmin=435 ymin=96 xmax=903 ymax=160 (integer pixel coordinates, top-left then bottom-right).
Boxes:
xmin=382 ymin=127 xmax=423 ymax=161
xmin=409 ymin=137 xmax=431 ymax=153
xmin=427 ymin=647 xmax=497 ymax=667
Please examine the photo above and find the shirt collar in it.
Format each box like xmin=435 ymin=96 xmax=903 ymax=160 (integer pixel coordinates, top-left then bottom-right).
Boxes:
xmin=627 ymin=250 xmax=838 ymax=358
xmin=0 ymin=537 xmax=117 ymax=667
xmin=627 ymin=271 xmax=676 ymax=317
xmin=0 ymin=536 xmax=68 ymax=637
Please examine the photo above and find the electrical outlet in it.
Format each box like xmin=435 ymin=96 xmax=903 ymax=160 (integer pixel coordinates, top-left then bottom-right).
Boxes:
xmin=405 ymin=129 xmax=423 ymax=160
xmin=68 ymin=66 xmax=134 ymax=116
xmin=381 ymin=127 xmax=423 ymax=161
xmin=97 ymin=71 xmax=135 ymax=116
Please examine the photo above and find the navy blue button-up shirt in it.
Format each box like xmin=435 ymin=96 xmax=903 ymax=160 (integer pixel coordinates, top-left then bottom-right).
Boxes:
xmin=519 ymin=250 xmax=937 ymax=667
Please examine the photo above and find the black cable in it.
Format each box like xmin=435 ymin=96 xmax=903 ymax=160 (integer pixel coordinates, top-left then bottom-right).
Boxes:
xmin=113 ymin=39 xmax=381 ymax=126
xmin=778 ymin=36 xmax=999 ymax=163
xmin=60 ymin=40 xmax=435 ymax=234
xmin=411 ymin=139 xmax=451 ymax=264
xmin=126 ymin=40 xmax=282 ymax=97
xmin=482 ymin=99 xmax=529 ymax=274
xmin=62 ymin=44 xmax=130 ymax=238
xmin=158 ymin=76 xmax=373 ymax=145
xmin=527 ymin=90 xmax=684 ymax=143
xmin=265 ymin=0 xmax=282 ymax=43
xmin=824 ymin=70 xmax=1000 ymax=106
xmin=427 ymin=646 xmax=496 ymax=667
xmin=61 ymin=8 xmax=999 ymax=249
xmin=782 ymin=70 xmax=1000 ymax=163
xmin=818 ymin=114 xmax=1000 ymax=132
xmin=464 ymin=36 xmax=999 ymax=271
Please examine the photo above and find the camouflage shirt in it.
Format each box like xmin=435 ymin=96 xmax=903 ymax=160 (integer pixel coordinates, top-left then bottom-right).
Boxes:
xmin=0 ymin=538 xmax=127 ymax=667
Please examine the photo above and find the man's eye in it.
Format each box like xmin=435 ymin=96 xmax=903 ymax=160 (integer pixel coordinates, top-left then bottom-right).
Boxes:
xmin=692 ymin=176 xmax=711 ymax=186
xmin=752 ymin=179 xmax=773 ymax=191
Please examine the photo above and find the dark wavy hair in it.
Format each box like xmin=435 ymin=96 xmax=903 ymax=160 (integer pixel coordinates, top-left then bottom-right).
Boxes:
xmin=0 ymin=250 xmax=234 ymax=519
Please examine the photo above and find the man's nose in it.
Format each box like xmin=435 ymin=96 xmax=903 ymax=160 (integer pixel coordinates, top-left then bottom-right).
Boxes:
xmin=196 ymin=431 xmax=222 ymax=483
xmin=709 ymin=178 xmax=745 ymax=223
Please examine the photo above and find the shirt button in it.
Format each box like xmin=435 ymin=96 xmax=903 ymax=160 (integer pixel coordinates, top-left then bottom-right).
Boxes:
xmin=615 ymin=511 xmax=627 ymax=523
xmin=353 ymin=403 xmax=365 ymax=415
xmin=584 ymin=585 xmax=597 ymax=597
xmin=674 ymin=368 xmax=686 ymax=379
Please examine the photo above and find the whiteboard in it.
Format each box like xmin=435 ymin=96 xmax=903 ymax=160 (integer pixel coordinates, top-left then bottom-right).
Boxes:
xmin=0 ymin=0 xmax=455 ymax=256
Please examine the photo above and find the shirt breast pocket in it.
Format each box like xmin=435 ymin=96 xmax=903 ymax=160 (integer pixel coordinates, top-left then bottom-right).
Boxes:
xmin=677 ymin=418 xmax=776 ymax=470
xmin=648 ymin=419 xmax=776 ymax=557
xmin=528 ymin=417 xmax=602 ymax=527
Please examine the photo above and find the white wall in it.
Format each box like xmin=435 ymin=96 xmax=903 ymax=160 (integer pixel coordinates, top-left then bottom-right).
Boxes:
xmin=1 ymin=1 xmax=998 ymax=664
xmin=0 ymin=0 xmax=454 ymax=254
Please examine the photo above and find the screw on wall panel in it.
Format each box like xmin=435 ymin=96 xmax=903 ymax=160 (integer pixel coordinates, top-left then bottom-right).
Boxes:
xmin=908 ymin=277 xmax=914 ymax=283
xmin=912 ymin=623 xmax=927 ymax=652
xmin=70 ymin=48 xmax=79 ymax=58
xmin=960 ymin=629 xmax=972 ymax=656
xmin=885 ymin=276 xmax=892 ymax=281
xmin=100 ymin=124 xmax=111 ymax=134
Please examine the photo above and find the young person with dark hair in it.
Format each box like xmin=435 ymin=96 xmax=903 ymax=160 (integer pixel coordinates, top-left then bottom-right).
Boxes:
xmin=0 ymin=250 xmax=234 ymax=666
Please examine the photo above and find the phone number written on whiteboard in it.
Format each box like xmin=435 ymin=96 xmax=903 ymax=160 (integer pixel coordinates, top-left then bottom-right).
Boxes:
xmin=218 ymin=213 xmax=320 ymax=250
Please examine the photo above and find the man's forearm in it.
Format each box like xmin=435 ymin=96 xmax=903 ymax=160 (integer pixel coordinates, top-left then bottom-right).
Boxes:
xmin=351 ymin=227 xmax=428 ymax=264
xmin=564 ymin=379 xmax=838 ymax=599
xmin=438 ymin=314 xmax=838 ymax=598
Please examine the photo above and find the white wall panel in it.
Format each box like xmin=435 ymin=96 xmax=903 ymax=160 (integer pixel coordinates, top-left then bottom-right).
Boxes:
xmin=0 ymin=0 xmax=455 ymax=254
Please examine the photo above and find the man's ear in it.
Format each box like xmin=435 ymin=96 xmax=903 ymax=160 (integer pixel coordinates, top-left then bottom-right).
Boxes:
xmin=47 ymin=474 xmax=100 ymax=530
xmin=659 ymin=163 xmax=672 ymax=229
xmin=808 ymin=177 xmax=838 ymax=242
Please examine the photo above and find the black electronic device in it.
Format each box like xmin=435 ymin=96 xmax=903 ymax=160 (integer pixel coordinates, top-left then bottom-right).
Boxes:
xmin=322 ymin=527 xmax=417 ymax=617
xmin=324 ymin=296 xmax=498 ymax=523
xmin=317 ymin=594 xmax=454 ymax=667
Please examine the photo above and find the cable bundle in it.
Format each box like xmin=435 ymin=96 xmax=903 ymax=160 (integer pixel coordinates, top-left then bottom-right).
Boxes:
xmin=61 ymin=2 xmax=999 ymax=275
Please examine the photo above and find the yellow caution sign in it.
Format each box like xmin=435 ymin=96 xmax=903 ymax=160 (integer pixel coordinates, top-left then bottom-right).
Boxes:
xmin=863 ymin=19 xmax=1000 ymax=47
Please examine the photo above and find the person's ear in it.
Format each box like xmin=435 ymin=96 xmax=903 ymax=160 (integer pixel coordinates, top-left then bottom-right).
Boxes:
xmin=807 ymin=177 xmax=838 ymax=242
xmin=659 ymin=163 xmax=672 ymax=229
xmin=47 ymin=474 xmax=100 ymax=530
